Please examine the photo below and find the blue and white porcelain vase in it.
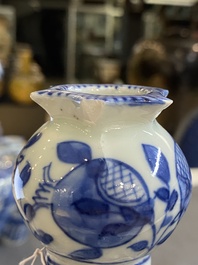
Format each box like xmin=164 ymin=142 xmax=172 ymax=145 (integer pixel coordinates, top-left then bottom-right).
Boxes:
xmin=12 ymin=84 xmax=192 ymax=265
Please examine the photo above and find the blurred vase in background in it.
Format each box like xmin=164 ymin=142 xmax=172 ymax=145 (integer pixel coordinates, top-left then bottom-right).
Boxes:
xmin=0 ymin=135 xmax=29 ymax=246
xmin=8 ymin=43 xmax=45 ymax=105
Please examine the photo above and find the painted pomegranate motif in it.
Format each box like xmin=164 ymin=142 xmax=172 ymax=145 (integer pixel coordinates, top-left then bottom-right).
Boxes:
xmin=51 ymin=158 xmax=152 ymax=248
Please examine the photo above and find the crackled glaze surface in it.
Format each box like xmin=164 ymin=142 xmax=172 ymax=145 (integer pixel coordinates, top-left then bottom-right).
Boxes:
xmin=12 ymin=84 xmax=192 ymax=265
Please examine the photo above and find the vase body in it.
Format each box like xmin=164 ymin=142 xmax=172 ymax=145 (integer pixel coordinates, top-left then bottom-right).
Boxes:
xmin=12 ymin=84 xmax=192 ymax=265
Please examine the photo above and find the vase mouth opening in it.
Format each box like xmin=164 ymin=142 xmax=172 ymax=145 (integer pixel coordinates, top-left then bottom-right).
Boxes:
xmin=45 ymin=84 xmax=168 ymax=96
xmin=31 ymin=84 xmax=172 ymax=106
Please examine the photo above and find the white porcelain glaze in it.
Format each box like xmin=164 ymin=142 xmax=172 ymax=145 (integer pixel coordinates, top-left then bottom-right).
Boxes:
xmin=12 ymin=84 xmax=192 ymax=265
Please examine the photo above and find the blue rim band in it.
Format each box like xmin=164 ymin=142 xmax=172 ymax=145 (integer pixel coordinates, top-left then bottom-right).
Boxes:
xmin=34 ymin=84 xmax=170 ymax=106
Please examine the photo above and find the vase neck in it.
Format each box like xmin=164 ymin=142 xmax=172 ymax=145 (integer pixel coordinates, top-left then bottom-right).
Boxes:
xmin=30 ymin=85 xmax=172 ymax=125
xmin=31 ymin=96 xmax=172 ymax=125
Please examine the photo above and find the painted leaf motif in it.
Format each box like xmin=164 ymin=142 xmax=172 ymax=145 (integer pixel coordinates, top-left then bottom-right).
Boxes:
xmin=57 ymin=141 xmax=92 ymax=164
xmin=69 ymin=248 xmax=102 ymax=260
xmin=100 ymin=223 xmax=133 ymax=237
xmin=155 ymin=187 xmax=170 ymax=202
xmin=166 ymin=190 xmax=178 ymax=211
xmin=24 ymin=203 xmax=35 ymax=221
xmin=170 ymin=211 xmax=182 ymax=225
xmin=72 ymin=198 xmax=109 ymax=215
xmin=121 ymin=204 xmax=153 ymax=226
xmin=133 ymin=199 xmax=154 ymax=224
xmin=160 ymin=215 xmax=173 ymax=228
xmin=142 ymin=144 xmax=170 ymax=185
xmin=33 ymin=229 xmax=53 ymax=244
xmin=20 ymin=161 xmax=31 ymax=187
xmin=25 ymin=132 xmax=42 ymax=148
xmin=128 ymin=240 xmax=148 ymax=251
xmin=120 ymin=207 xmax=141 ymax=223
xmin=157 ymin=230 xmax=174 ymax=245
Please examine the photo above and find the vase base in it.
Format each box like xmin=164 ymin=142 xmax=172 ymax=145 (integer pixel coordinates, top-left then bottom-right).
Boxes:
xmin=45 ymin=250 xmax=151 ymax=265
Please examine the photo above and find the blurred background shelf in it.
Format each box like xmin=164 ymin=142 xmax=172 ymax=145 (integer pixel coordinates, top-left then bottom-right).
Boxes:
xmin=0 ymin=102 xmax=46 ymax=139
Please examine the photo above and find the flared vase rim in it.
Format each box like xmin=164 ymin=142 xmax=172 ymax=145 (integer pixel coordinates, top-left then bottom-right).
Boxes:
xmin=31 ymin=84 xmax=171 ymax=106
